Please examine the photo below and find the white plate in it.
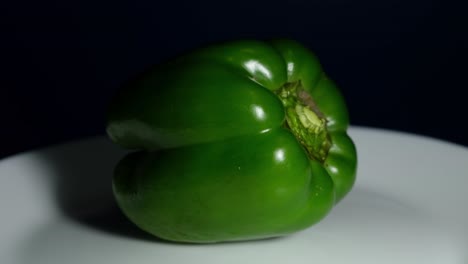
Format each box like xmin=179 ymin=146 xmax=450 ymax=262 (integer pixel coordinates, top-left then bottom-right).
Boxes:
xmin=1 ymin=127 xmax=467 ymax=264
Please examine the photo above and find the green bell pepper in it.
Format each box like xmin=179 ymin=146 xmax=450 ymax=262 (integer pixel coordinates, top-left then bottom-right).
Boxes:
xmin=106 ymin=39 xmax=357 ymax=243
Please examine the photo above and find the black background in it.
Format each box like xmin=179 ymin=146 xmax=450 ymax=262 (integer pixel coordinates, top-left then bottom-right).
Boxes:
xmin=2 ymin=0 xmax=467 ymax=159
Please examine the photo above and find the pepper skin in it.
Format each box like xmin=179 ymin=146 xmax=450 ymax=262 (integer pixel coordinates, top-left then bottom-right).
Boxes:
xmin=106 ymin=39 xmax=357 ymax=243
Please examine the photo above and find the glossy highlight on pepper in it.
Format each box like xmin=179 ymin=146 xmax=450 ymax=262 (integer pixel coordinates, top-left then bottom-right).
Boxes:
xmin=106 ymin=39 xmax=357 ymax=243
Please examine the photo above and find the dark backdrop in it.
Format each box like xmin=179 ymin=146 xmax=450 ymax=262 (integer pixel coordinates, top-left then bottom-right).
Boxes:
xmin=1 ymin=0 xmax=467 ymax=158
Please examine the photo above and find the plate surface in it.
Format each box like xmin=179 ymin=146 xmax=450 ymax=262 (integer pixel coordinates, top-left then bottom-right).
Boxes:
xmin=1 ymin=127 xmax=467 ymax=264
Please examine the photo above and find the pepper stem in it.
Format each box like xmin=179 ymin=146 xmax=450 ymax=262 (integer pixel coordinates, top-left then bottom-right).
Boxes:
xmin=275 ymin=81 xmax=331 ymax=162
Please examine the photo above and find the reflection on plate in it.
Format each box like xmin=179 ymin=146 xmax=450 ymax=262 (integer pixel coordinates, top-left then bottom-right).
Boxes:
xmin=0 ymin=127 xmax=467 ymax=264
